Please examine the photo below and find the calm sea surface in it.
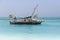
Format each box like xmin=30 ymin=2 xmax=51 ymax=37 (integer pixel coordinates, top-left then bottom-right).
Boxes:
xmin=0 ymin=17 xmax=60 ymax=40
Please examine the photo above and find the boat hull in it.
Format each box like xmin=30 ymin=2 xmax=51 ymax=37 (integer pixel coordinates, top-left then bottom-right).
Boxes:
xmin=10 ymin=21 xmax=42 ymax=25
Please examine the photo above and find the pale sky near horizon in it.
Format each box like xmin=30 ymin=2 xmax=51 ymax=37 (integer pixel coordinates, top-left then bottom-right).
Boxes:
xmin=0 ymin=0 xmax=60 ymax=17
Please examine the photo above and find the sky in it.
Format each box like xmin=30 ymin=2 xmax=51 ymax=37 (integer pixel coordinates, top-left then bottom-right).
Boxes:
xmin=0 ymin=0 xmax=60 ymax=17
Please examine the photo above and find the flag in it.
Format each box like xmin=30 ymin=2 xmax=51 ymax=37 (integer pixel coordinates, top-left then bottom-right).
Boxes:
xmin=9 ymin=15 xmax=13 ymax=18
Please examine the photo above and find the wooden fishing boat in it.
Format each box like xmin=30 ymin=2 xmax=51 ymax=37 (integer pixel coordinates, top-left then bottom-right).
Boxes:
xmin=9 ymin=5 xmax=43 ymax=25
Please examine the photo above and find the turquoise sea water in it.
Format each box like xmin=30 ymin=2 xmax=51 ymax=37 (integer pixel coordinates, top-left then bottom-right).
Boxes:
xmin=0 ymin=17 xmax=60 ymax=40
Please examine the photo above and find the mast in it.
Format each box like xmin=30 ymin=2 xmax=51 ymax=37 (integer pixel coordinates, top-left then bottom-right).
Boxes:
xmin=31 ymin=5 xmax=38 ymax=18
